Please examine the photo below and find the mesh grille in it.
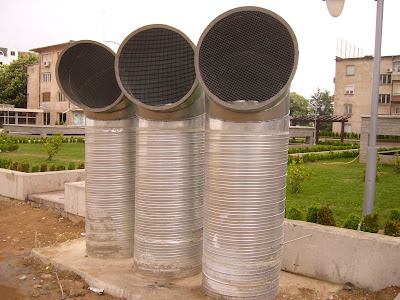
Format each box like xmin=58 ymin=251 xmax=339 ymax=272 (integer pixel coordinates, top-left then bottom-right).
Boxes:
xmin=198 ymin=11 xmax=295 ymax=103
xmin=117 ymin=28 xmax=196 ymax=106
xmin=58 ymin=43 xmax=121 ymax=109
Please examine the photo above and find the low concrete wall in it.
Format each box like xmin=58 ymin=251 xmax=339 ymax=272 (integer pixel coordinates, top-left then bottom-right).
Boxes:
xmin=282 ymin=219 xmax=400 ymax=291
xmin=289 ymin=126 xmax=313 ymax=147
xmin=64 ymin=181 xmax=85 ymax=217
xmin=3 ymin=124 xmax=85 ymax=137
xmin=0 ymin=169 xmax=85 ymax=200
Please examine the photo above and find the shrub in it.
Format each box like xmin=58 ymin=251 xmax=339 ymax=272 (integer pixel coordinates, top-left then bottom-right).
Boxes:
xmin=77 ymin=162 xmax=85 ymax=169
xmin=384 ymin=220 xmax=400 ymax=237
xmin=344 ymin=213 xmax=361 ymax=230
xmin=317 ymin=205 xmax=336 ymax=226
xmin=392 ymin=153 xmax=400 ymax=174
xmin=287 ymin=158 xmax=312 ymax=193
xmin=306 ymin=204 xmax=319 ymax=223
xmin=17 ymin=162 xmax=30 ymax=173
xmin=56 ymin=164 xmax=66 ymax=171
xmin=31 ymin=165 xmax=40 ymax=173
xmin=44 ymin=133 xmax=64 ymax=161
xmin=40 ymin=163 xmax=48 ymax=172
xmin=9 ymin=161 xmax=19 ymax=171
xmin=49 ymin=164 xmax=57 ymax=171
xmin=286 ymin=208 xmax=303 ymax=220
xmin=0 ymin=158 xmax=12 ymax=169
xmin=77 ymin=137 xmax=85 ymax=143
xmin=360 ymin=214 xmax=379 ymax=233
xmin=389 ymin=209 xmax=400 ymax=221
xmin=68 ymin=162 xmax=75 ymax=170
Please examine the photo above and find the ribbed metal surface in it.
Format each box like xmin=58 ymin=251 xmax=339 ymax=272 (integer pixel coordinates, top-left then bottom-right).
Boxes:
xmin=85 ymin=118 xmax=136 ymax=258
xmin=203 ymin=117 xmax=289 ymax=299
xmin=134 ymin=115 xmax=205 ymax=278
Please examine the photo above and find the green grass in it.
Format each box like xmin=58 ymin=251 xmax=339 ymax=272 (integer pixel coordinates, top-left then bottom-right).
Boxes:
xmin=286 ymin=157 xmax=400 ymax=229
xmin=0 ymin=143 xmax=85 ymax=167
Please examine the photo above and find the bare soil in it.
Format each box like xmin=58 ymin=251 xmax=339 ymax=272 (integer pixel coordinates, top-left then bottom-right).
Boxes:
xmin=0 ymin=195 xmax=399 ymax=300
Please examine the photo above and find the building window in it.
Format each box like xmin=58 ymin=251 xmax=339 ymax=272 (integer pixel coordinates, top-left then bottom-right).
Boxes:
xmin=378 ymin=94 xmax=391 ymax=104
xmin=394 ymin=61 xmax=400 ymax=73
xmin=42 ymin=92 xmax=50 ymax=102
xmin=344 ymin=124 xmax=352 ymax=133
xmin=73 ymin=112 xmax=85 ymax=125
xmin=10 ymin=51 xmax=15 ymax=56
xmin=380 ymin=74 xmax=391 ymax=84
xmin=345 ymin=84 xmax=354 ymax=95
xmin=344 ymin=104 xmax=352 ymax=114
xmin=394 ymin=83 xmax=400 ymax=95
xmin=58 ymin=92 xmax=66 ymax=102
xmin=42 ymin=53 xmax=51 ymax=66
xmin=43 ymin=112 xmax=50 ymax=125
xmin=346 ymin=65 xmax=355 ymax=76
xmin=57 ymin=112 xmax=67 ymax=124
xmin=42 ymin=72 xmax=51 ymax=82
xmin=396 ymin=106 xmax=400 ymax=114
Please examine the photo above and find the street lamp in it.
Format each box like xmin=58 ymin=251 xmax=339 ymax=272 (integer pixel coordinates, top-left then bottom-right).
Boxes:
xmin=323 ymin=0 xmax=346 ymax=17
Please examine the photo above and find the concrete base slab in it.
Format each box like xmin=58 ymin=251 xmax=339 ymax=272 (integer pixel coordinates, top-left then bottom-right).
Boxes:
xmin=28 ymin=190 xmax=65 ymax=211
xmin=32 ymin=239 xmax=343 ymax=300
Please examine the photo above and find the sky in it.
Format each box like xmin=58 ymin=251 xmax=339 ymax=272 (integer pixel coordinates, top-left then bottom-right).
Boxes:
xmin=0 ymin=0 xmax=399 ymax=99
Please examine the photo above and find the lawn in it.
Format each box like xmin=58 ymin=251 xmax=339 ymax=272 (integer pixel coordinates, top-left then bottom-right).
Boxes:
xmin=0 ymin=142 xmax=85 ymax=167
xmin=286 ymin=157 xmax=400 ymax=229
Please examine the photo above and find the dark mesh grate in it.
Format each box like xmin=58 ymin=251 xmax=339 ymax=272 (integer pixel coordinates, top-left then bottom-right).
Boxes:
xmin=198 ymin=11 xmax=295 ymax=103
xmin=117 ymin=28 xmax=196 ymax=106
xmin=58 ymin=43 xmax=121 ymax=109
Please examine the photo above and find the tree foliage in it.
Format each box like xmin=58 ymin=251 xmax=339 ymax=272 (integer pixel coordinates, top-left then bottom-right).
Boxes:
xmin=310 ymin=88 xmax=334 ymax=131
xmin=0 ymin=53 xmax=38 ymax=108
xmin=290 ymin=92 xmax=309 ymax=117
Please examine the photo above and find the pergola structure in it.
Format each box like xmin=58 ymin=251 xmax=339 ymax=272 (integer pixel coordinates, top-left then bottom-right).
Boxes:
xmin=290 ymin=115 xmax=351 ymax=144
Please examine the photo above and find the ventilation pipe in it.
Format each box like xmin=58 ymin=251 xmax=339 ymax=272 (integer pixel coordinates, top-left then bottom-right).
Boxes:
xmin=56 ymin=41 xmax=136 ymax=258
xmin=116 ymin=25 xmax=204 ymax=278
xmin=195 ymin=7 xmax=298 ymax=299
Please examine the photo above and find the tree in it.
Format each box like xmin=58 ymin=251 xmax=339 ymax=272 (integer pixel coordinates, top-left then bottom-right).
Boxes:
xmin=309 ymin=88 xmax=334 ymax=131
xmin=290 ymin=92 xmax=309 ymax=118
xmin=0 ymin=53 xmax=38 ymax=108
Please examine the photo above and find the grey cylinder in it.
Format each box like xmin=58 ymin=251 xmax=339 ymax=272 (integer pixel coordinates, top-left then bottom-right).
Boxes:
xmin=56 ymin=41 xmax=136 ymax=258
xmin=116 ymin=25 xmax=204 ymax=278
xmin=195 ymin=7 xmax=298 ymax=299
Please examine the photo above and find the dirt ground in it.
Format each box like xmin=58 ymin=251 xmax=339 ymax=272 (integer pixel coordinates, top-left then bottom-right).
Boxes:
xmin=0 ymin=196 xmax=399 ymax=300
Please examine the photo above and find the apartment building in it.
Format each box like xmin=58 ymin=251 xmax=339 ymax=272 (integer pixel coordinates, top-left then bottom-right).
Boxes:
xmin=27 ymin=41 xmax=85 ymax=126
xmin=0 ymin=47 xmax=19 ymax=65
xmin=332 ymin=55 xmax=400 ymax=134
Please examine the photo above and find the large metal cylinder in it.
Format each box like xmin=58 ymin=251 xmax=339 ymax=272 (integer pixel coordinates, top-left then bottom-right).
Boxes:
xmin=56 ymin=41 xmax=136 ymax=258
xmin=116 ymin=25 xmax=204 ymax=278
xmin=195 ymin=7 xmax=298 ymax=299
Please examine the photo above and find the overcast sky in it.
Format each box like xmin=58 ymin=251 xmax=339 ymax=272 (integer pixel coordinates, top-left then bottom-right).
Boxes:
xmin=1 ymin=0 xmax=398 ymax=99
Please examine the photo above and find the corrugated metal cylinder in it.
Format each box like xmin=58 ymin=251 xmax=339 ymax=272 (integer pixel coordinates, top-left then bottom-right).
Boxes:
xmin=116 ymin=25 xmax=204 ymax=278
xmin=56 ymin=41 xmax=136 ymax=259
xmin=195 ymin=7 xmax=298 ymax=299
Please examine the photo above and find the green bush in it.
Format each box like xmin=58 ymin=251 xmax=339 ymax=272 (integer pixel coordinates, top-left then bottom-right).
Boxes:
xmin=56 ymin=164 xmax=66 ymax=171
xmin=389 ymin=209 xmax=400 ymax=221
xmin=77 ymin=162 xmax=85 ymax=169
xmin=384 ymin=220 xmax=400 ymax=237
xmin=306 ymin=204 xmax=319 ymax=223
xmin=0 ymin=158 xmax=12 ymax=169
xmin=392 ymin=153 xmax=400 ymax=174
xmin=286 ymin=208 xmax=303 ymax=220
xmin=40 ymin=163 xmax=48 ymax=172
xmin=9 ymin=161 xmax=19 ymax=171
xmin=287 ymin=158 xmax=312 ymax=193
xmin=44 ymin=133 xmax=64 ymax=161
xmin=317 ymin=205 xmax=336 ymax=226
xmin=77 ymin=137 xmax=85 ymax=143
xmin=17 ymin=162 xmax=30 ymax=173
xmin=49 ymin=164 xmax=57 ymax=171
xmin=31 ymin=165 xmax=40 ymax=173
xmin=344 ymin=213 xmax=361 ymax=230
xmin=68 ymin=162 xmax=76 ymax=170
xmin=360 ymin=214 xmax=379 ymax=233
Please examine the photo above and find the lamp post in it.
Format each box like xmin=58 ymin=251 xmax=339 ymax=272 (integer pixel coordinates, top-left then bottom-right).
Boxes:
xmin=323 ymin=0 xmax=384 ymax=216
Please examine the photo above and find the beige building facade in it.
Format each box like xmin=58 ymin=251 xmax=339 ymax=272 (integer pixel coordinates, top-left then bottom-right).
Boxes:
xmin=27 ymin=42 xmax=86 ymax=126
xmin=333 ymin=55 xmax=400 ymax=134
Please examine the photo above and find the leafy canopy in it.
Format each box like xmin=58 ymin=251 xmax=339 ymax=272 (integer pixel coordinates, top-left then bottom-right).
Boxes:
xmin=0 ymin=53 xmax=38 ymax=108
